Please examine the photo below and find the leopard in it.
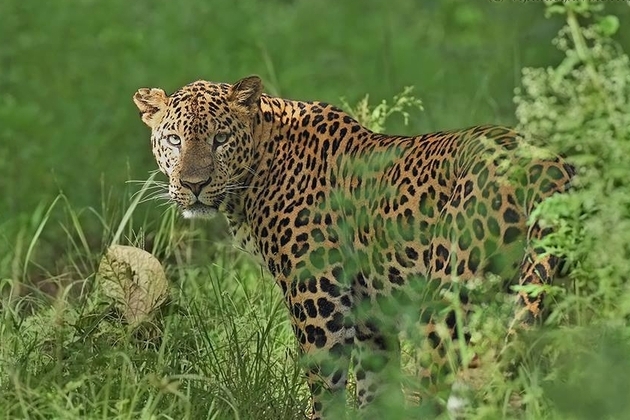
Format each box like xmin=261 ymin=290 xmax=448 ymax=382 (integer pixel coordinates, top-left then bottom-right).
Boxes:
xmin=133 ymin=75 xmax=574 ymax=419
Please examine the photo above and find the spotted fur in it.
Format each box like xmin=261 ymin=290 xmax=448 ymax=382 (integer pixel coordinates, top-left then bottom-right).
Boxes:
xmin=133 ymin=76 xmax=574 ymax=419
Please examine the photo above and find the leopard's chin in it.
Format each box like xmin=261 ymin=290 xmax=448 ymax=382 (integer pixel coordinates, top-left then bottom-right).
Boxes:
xmin=181 ymin=202 xmax=218 ymax=219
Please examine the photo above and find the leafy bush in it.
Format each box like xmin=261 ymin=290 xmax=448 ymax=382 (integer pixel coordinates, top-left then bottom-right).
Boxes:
xmin=502 ymin=2 xmax=630 ymax=419
xmin=515 ymin=2 xmax=630 ymax=321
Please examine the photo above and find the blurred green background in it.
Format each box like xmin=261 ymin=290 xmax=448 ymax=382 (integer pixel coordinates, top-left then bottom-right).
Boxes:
xmin=1 ymin=0 xmax=628 ymax=235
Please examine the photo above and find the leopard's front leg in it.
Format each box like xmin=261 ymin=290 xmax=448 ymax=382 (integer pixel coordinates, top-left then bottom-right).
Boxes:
xmin=285 ymin=276 xmax=355 ymax=420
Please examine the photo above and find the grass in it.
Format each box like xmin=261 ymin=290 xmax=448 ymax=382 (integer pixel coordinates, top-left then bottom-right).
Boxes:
xmin=0 ymin=196 xmax=309 ymax=419
xmin=0 ymin=169 xmax=307 ymax=419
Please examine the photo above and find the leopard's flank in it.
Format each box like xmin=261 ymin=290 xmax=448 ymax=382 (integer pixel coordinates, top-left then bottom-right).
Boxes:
xmin=133 ymin=76 xmax=573 ymax=419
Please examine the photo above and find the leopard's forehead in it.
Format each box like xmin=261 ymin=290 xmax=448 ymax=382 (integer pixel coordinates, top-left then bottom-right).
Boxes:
xmin=173 ymin=80 xmax=229 ymax=96
xmin=163 ymin=80 xmax=232 ymax=133
xmin=169 ymin=80 xmax=231 ymax=112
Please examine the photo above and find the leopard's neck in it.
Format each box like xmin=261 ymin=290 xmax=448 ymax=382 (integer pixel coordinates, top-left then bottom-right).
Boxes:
xmin=220 ymin=96 xmax=301 ymax=263
xmin=220 ymin=95 xmax=372 ymax=274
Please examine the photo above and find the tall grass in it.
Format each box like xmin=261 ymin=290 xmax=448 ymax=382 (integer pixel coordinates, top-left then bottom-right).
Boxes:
xmin=0 ymin=179 xmax=307 ymax=419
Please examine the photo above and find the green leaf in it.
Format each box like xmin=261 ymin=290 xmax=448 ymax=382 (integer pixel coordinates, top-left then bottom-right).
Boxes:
xmin=545 ymin=4 xmax=566 ymax=18
xmin=597 ymin=15 xmax=619 ymax=37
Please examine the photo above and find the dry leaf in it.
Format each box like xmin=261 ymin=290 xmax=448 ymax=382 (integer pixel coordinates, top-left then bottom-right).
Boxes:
xmin=97 ymin=245 xmax=168 ymax=326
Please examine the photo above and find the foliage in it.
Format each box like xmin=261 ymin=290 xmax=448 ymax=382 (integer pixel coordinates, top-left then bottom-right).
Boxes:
xmin=341 ymin=86 xmax=423 ymax=133
xmin=515 ymin=2 xmax=630 ymax=322
xmin=508 ymin=2 xmax=630 ymax=419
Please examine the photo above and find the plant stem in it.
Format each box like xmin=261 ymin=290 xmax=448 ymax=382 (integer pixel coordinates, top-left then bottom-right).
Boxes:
xmin=566 ymin=8 xmax=601 ymax=88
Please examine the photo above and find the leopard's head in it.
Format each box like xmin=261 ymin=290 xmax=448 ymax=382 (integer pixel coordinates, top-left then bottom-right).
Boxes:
xmin=133 ymin=76 xmax=263 ymax=218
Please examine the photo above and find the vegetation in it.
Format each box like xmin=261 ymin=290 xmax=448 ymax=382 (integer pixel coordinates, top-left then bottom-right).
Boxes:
xmin=1 ymin=0 xmax=629 ymax=419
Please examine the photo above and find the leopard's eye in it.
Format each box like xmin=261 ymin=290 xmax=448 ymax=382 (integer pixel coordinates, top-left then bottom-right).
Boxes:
xmin=214 ymin=132 xmax=229 ymax=145
xmin=165 ymin=134 xmax=181 ymax=148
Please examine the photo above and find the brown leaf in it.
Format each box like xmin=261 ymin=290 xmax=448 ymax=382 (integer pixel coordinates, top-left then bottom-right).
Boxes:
xmin=97 ymin=245 xmax=169 ymax=326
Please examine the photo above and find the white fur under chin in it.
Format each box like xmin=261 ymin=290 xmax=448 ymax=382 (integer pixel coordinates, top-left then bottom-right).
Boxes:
xmin=181 ymin=207 xmax=217 ymax=219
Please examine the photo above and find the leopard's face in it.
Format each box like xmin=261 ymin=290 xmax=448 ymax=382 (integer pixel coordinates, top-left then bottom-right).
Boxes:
xmin=133 ymin=77 xmax=263 ymax=218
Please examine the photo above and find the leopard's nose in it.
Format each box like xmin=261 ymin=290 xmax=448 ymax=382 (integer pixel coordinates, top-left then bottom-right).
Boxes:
xmin=180 ymin=179 xmax=210 ymax=197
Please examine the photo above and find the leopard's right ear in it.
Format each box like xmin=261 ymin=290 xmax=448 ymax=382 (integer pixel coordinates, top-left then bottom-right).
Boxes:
xmin=133 ymin=88 xmax=167 ymax=129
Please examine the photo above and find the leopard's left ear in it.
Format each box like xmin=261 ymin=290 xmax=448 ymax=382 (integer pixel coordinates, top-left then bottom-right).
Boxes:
xmin=133 ymin=88 xmax=168 ymax=129
xmin=228 ymin=75 xmax=263 ymax=113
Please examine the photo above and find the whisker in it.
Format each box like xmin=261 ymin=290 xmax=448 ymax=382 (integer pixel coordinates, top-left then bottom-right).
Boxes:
xmin=157 ymin=200 xmax=175 ymax=209
xmin=126 ymin=181 xmax=168 ymax=189
xmin=139 ymin=195 xmax=170 ymax=205
xmin=240 ymin=165 xmax=256 ymax=176
xmin=132 ymin=188 xmax=167 ymax=200
xmin=130 ymin=185 xmax=167 ymax=196
xmin=127 ymin=179 xmax=167 ymax=185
